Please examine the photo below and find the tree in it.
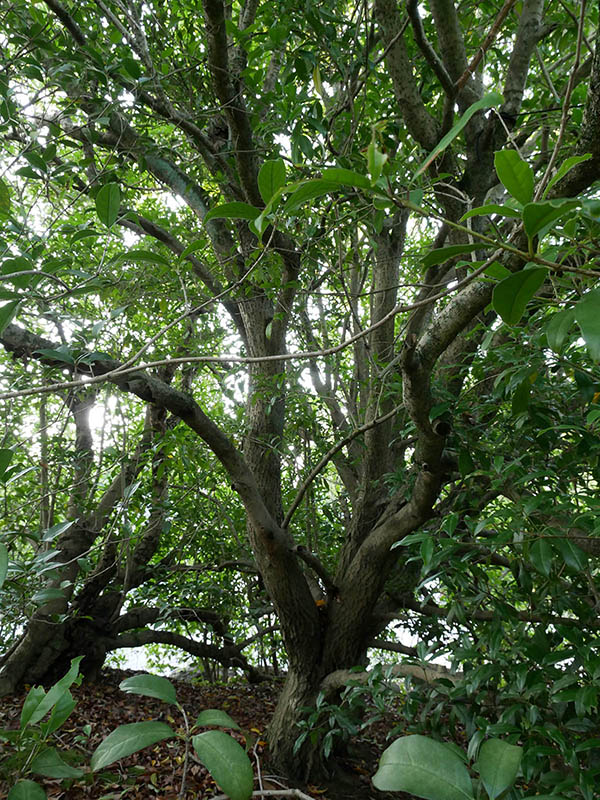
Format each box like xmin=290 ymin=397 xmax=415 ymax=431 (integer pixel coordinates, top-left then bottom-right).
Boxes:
xmin=1 ymin=0 xmax=600 ymax=785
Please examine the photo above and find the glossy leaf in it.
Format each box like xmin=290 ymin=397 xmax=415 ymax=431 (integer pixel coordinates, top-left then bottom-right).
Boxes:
xmin=422 ymin=243 xmax=482 ymax=268
xmin=30 ymin=747 xmax=84 ymax=779
xmin=0 ymin=300 xmax=20 ymax=334
xmin=522 ymin=199 xmax=579 ymax=239
xmin=28 ymin=657 xmax=83 ymax=726
xmin=95 ymin=183 xmax=121 ymax=227
xmin=543 ymin=153 xmax=592 ymax=197
xmin=494 ymin=150 xmax=534 ymax=205
xmin=204 ymin=202 xmax=261 ymax=223
xmin=373 ymin=735 xmax=474 ymax=800
xmin=492 ymin=268 xmax=547 ymax=325
xmin=546 ymin=308 xmax=576 ymax=353
xmin=529 ymin=538 xmax=553 ymax=577
xmin=367 ymin=138 xmax=388 ymax=183
xmin=475 ymin=738 xmax=522 ymax=800
xmin=91 ymin=721 xmax=175 ymax=771
xmin=116 ymin=249 xmax=171 ymax=267
xmin=413 ymin=92 xmax=503 ymax=179
xmin=0 ymin=176 xmax=10 ymax=217
xmin=283 ymin=179 xmax=338 ymax=213
xmin=7 ymin=781 xmax=47 ymax=800
xmin=553 ymin=537 xmax=588 ymax=571
xmin=119 ymin=674 xmax=178 ymax=705
xmin=41 ymin=520 xmax=75 ymax=542
xmin=195 ymin=708 xmax=241 ymax=729
xmin=321 ymin=168 xmax=372 ymax=189
xmin=460 ymin=204 xmax=522 ymax=221
xmin=192 ymin=730 xmax=253 ymax=800
xmin=574 ymin=289 xmax=600 ymax=360
xmin=0 ymin=447 xmax=14 ymax=481
xmin=258 ymin=158 xmax=286 ymax=204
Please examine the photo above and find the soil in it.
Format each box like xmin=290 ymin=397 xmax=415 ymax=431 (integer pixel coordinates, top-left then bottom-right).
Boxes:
xmin=0 ymin=669 xmax=413 ymax=800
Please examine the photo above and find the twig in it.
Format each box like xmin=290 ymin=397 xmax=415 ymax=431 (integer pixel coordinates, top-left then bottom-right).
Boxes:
xmin=455 ymin=0 xmax=517 ymax=90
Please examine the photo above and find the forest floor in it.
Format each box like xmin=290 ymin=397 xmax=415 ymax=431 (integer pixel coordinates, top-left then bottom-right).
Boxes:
xmin=0 ymin=669 xmax=413 ymax=800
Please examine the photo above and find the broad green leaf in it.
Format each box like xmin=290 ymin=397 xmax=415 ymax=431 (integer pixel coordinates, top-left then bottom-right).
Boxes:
xmin=95 ymin=183 xmax=121 ymax=227
xmin=544 ymin=153 xmax=592 ymax=197
xmin=180 ymin=240 xmax=205 ymax=260
xmin=553 ymin=537 xmax=588 ymax=571
xmin=546 ymin=308 xmax=576 ymax=353
xmin=283 ymin=179 xmax=338 ymax=213
xmin=574 ymin=289 xmax=600 ymax=360
xmin=0 ymin=300 xmax=20 ymax=334
xmin=31 ymin=588 xmax=66 ymax=605
xmin=0 ymin=447 xmax=14 ymax=481
xmin=475 ymin=739 xmax=522 ymax=800
xmin=0 ymin=542 xmax=7 ymax=590
xmin=367 ymin=138 xmax=388 ymax=183
xmin=34 ymin=347 xmax=74 ymax=364
xmin=28 ymin=657 xmax=83 ymax=726
xmin=0 ymin=176 xmax=10 ymax=217
xmin=20 ymin=686 xmax=46 ymax=729
xmin=422 ymin=243 xmax=482 ymax=268
xmin=522 ymin=199 xmax=579 ymax=239
xmin=91 ymin=721 xmax=175 ymax=771
xmin=192 ymin=730 xmax=253 ymax=800
xmin=119 ymin=674 xmax=178 ymax=705
xmin=413 ymin=92 xmax=503 ymax=180
xmin=204 ymin=202 xmax=261 ymax=223
xmin=258 ymin=159 xmax=286 ymax=204
xmin=7 ymin=780 xmax=47 ymax=800
xmin=41 ymin=689 xmax=77 ymax=735
xmin=460 ymin=204 xmax=522 ymax=221
xmin=195 ymin=708 xmax=241 ymax=730
xmin=494 ymin=150 xmax=534 ymax=205
xmin=41 ymin=520 xmax=75 ymax=542
xmin=30 ymin=747 xmax=84 ymax=779
xmin=529 ymin=538 xmax=553 ymax=576
xmin=492 ymin=268 xmax=547 ymax=325
xmin=373 ymin=735 xmax=474 ymax=799
xmin=321 ymin=168 xmax=372 ymax=190
xmin=117 ymin=249 xmax=170 ymax=267
xmin=511 ymin=378 xmax=532 ymax=415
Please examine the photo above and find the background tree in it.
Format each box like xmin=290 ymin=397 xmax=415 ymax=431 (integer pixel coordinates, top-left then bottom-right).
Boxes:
xmin=1 ymin=0 xmax=600 ymax=788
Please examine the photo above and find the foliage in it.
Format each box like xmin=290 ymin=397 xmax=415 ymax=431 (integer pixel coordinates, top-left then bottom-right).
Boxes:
xmin=0 ymin=658 xmax=84 ymax=800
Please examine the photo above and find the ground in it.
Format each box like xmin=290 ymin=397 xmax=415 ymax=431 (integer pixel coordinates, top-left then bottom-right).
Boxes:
xmin=0 ymin=669 xmax=413 ymax=800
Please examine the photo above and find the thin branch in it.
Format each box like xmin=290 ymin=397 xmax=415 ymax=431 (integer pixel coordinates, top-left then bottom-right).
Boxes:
xmin=456 ymin=0 xmax=517 ymax=91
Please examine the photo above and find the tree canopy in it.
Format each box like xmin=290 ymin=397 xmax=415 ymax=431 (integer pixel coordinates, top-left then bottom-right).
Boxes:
xmin=2 ymin=0 xmax=600 ymax=791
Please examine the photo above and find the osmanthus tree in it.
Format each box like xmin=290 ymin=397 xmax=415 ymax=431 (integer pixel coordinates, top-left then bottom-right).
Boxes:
xmin=2 ymin=0 xmax=600 ymax=784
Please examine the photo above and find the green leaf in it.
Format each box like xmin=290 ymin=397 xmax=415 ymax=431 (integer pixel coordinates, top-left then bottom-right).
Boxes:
xmin=91 ymin=721 xmax=175 ymax=771
xmin=492 ymin=267 xmax=547 ymax=325
xmin=367 ymin=137 xmax=388 ymax=184
xmin=553 ymin=537 xmax=588 ymax=571
xmin=475 ymin=739 xmax=522 ymax=800
xmin=258 ymin=159 xmax=286 ymax=204
xmin=116 ymin=249 xmax=170 ymax=267
xmin=372 ymin=735 xmax=474 ymax=800
xmin=546 ymin=308 xmax=576 ymax=353
xmin=28 ymin=657 xmax=83 ymax=726
xmin=31 ymin=588 xmax=66 ymax=605
xmin=321 ymin=168 xmax=372 ymax=190
xmin=0 ymin=542 xmax=7 ymax=590
xmin=574 ymin=289 xmax=600 ymax=361
xmin=460 ymin=204 xmax=522 ymax=221
xmin=95 ymin=183 xmax=121 ymax=227
xmin=511 ymin=378 xmax=532 ymax=415
xmin=30 ymin=747 xmax=84 ymax=779
xmin=413 ymin=92 xmax=503 ymax=180
xmin=283 ymin=179 xmax=338 ymax=213
xmin=7 ymin=780 xmax=47 ymax=800
xmin=195 ymin=709 xmax=241 ymax=730
xmin=20 ymin=686 xmax=46 ymax=729
xmin=529 ymin=538 xmax=553 ymax=576
xmin=204 ymin=202 xmax=261 ymax=224
xmin=0 ymin=177 xmax=11 ymax=217
xmin=119 ymin=674 xmax=178 ymax=705
xmin=41 ymin=520 xmax=75 ymax=542
xmin=422 ymin=243 xmax=482 ymax=268
xmin=0 ymin=300 xmax=20 ymax=334
xmin=192 ymin=730 xmax=253 ymax=800
xmin=180 ymin=240 xmax=205 ymax=260
xmin=522 ymin=199 xmax=579 ymax=239
xmin=494 ymin=150 xmax=534 ymax=205
xmin=41 ymin=689 xmax=77 ymax=735
xmin=0 ymin=447 xmax=14 ymax=481
xmin=34 ymin=347 xmax=75 ymax=364
xmin=544 ymin=153 xmax=592 ymax=197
